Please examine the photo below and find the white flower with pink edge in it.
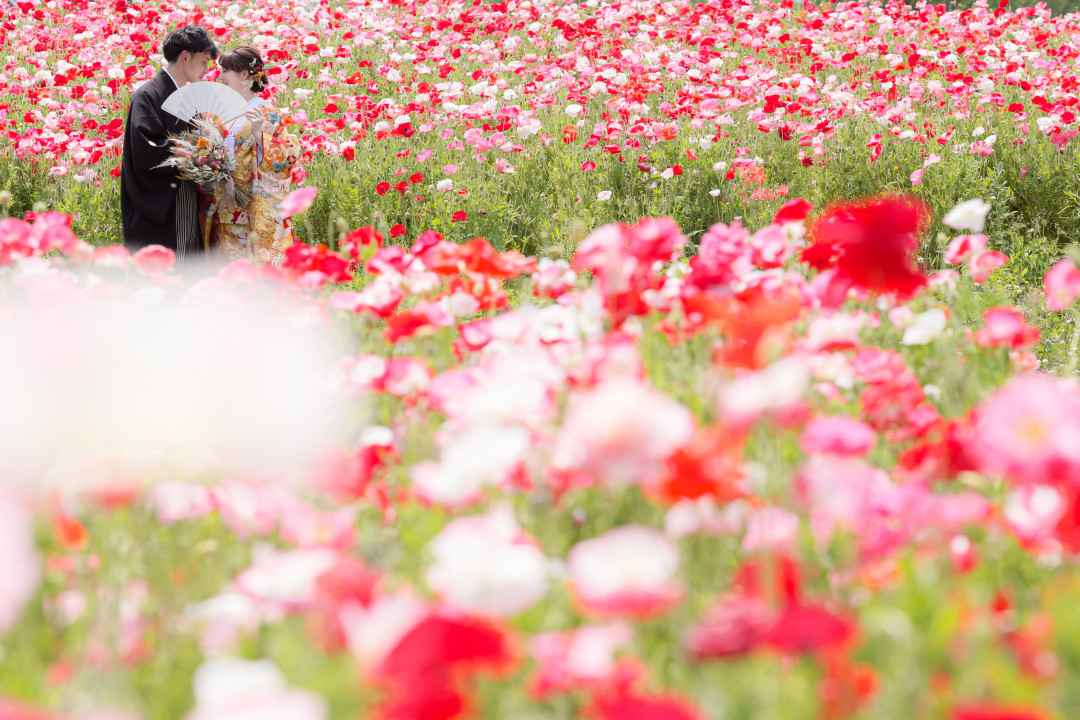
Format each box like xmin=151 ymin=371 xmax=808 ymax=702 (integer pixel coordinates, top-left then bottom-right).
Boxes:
xmin=426 ymin=505 xmax=549 ymax=617
xmin=566 ymin=525 xmax=682 ymax=618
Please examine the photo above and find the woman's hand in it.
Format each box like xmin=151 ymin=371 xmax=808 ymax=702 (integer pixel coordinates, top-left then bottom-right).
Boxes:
xmin=246 ymin=108 xmax=267 ymax=164
xmin=245 ymin=108 xmax=265 ymax=137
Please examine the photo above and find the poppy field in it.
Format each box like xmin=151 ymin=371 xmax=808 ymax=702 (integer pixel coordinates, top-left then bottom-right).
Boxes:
xmin=8 ymin=0 xmax=1080 ymax=719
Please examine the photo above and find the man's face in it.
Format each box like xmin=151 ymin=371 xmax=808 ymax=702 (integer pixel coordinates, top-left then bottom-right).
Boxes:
xmin=177 ymin=50 xmax=213 ymax=85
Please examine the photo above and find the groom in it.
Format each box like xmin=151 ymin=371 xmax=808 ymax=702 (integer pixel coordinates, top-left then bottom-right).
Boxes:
xmin=121 ymin=26 xmax=218 ymax=266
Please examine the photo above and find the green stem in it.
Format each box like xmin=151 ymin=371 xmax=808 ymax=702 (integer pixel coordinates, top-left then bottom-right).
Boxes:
xmin=1065 ymin=308 xmax=1080 ymax=375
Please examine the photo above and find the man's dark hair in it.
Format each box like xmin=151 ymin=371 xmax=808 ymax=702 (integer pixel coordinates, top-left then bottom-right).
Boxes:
xmin=162 ymin=26 xmax=219 ymax=63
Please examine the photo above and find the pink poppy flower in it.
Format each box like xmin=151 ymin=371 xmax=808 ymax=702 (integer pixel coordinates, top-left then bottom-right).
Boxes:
xmin=969 ymin=374 xmax=1080 ymax=486
xmin=532 ymin=258 xmax=577 ymax=299
xmin=211 ymin=483 xmax=282 ymax=539
xmin=566 ymin=525 xmax=682 ymax=618
xmin=554 ymin=377 xmax=694 ymax=488
xmin=279 ymin=505 xmax=357 ymax=550
xmin=741 ymin=506 xmax=800 ymax=553
xmin=800 ymin=415 xmax=877 ymax=457
xmin=932 ymin=491 xmax=993 ymax=530
xmin=91 ymin=245 xmax=132 ymax=269
xmin=528 ymin=622 xmax=635 ymax=698
xmin=279 ymin=187 xmax=318 ymax=216
xmin=30 ymin=212 xmax=77 ymax=254
xmin=969 ymin=250 xmax=1009 ymax=284
xmin=1043 ymin=258 xmax=1080 ymax=311
xmin=686 ymin=593 xmax=773 ymax=659
xmin=132 ymin=244 xmax=175 ymax=275
xmin=329 ymin=277 xmax=404 ymax=319
xmin=944 ymin=234 xmax=988 ymax=266
xmin=749 ymin=223 xmax=797 ymax=268
xmin=0 ymin=698 xmax=56 ymax=720
xmin=797 ymin=458 xmax=897 ymax=545
xmin=1004 ymin=484 xmax=1067 ymax=548
xmin=973 ymin=307 xmax=1040 ymax=350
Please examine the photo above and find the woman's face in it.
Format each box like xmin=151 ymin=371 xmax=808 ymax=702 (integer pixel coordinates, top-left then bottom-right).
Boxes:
xmin=218 ymin=67 xmax=252 ymax=94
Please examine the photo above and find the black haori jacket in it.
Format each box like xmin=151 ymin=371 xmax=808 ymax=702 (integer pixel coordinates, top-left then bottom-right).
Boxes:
xmin=120 ymin=70 xmax=195 ymax=251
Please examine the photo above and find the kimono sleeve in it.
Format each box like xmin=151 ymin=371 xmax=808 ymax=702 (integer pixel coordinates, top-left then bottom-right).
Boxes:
xmin=128 ymin=90 xmax=182 ymax=181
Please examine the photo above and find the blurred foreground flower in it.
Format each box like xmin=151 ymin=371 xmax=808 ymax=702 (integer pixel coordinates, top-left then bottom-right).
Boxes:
xmin=800 ymin=195 xmax=929 ymax=299
xmin=280 ymin=187 xmax=318 ymax=216
xmin=0 ymin=263 xmax=349 ymax=488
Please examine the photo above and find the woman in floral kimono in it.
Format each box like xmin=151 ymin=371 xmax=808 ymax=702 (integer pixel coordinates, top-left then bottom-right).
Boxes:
xmin=203 ymin=46 xmax=301 ymax=266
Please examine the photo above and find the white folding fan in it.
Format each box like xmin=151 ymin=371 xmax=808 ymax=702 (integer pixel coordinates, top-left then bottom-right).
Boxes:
xmin=161 ymin=82 xmax=249 ymax=124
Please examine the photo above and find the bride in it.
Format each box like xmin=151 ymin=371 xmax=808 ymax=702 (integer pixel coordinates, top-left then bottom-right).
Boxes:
xmin=202 ymin=45 xmax=301 ymax=266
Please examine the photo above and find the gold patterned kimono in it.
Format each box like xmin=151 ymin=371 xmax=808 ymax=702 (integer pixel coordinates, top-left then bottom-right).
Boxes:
xmin=202 ymin=102 xmax=301 ymax=266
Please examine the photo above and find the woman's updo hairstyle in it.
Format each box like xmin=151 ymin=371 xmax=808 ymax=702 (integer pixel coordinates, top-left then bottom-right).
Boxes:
xmin=219 ymin=45 xmax=267 ymax=92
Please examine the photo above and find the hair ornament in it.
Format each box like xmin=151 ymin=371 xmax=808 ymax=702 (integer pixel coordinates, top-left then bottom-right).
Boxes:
xmin=248 ymin=58 xmax=266 ymax=83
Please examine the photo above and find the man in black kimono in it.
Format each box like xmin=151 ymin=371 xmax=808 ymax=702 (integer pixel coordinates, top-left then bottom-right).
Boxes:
xmin=121 ymin=26 xmax=218 ymax=267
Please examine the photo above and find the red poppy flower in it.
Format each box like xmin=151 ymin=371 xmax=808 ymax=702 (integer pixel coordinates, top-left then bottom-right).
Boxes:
xmin=409 ymin=172 xmax=424 ymax=184
xmin=773 ymin=198 xmax=814 ymax=225
xmin=763 ymin=604 xmax=854 ymax=654
xmin=376 ymin=182 xmax=390 ymax=196
xmin=587 ymin=692 xmax=702 ymax=720
xmin=649 ymin=426 xmax=747 ymax=504
xmin=390 ymin=224 xmax=406 ymax=238
xmin=340 ymin=226 xmax=384 ymax=261
xmin=51 ymin=513 xmax=88 ymax=550
xmin=375 ymin=614 xmax=516 ymax=720
xmin=452 ymin=211 xmax=467 ymax=222
xmin=383 ymin=303 xmax=454 ymax=344
xmin=800 ymin=195 xmax=929 ymax=299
